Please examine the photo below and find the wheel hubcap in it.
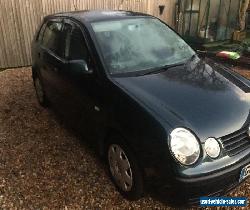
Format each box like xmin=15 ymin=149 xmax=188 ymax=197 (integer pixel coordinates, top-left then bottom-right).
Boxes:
xmin=34 ymin=78 xmax=44 ymax=103
xmin=108 ymin=144 xmax=133 ymax=192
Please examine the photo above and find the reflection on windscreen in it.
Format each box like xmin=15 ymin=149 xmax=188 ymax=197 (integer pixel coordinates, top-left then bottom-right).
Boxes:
xmin=92 ymin=18 xmax=195 ymax=74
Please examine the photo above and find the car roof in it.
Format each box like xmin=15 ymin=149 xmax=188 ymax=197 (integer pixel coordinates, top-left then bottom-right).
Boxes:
xmin=46 ymin=10 xmax=152 ymax=23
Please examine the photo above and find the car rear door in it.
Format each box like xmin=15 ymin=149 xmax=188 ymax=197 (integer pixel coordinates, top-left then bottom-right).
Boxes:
xmin=39 ymin=19 xmax=69 ymax=104
xmin=59 ymin=19 xmax=105 ymax=138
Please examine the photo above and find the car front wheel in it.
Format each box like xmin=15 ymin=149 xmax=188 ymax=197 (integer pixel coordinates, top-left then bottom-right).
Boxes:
xmin=106 ymin=138 xmax=144 ymax=200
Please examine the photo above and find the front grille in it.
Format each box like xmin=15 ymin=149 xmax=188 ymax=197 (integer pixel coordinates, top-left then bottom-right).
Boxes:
xmin=220 ymin=127 xmax=250 ymax=156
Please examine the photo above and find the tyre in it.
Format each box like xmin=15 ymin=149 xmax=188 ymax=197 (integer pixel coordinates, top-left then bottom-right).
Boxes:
xmin=33 ymin=76 xmax=49 ymax=107
xmin=106 ymin=137 xmax=144 ymax=200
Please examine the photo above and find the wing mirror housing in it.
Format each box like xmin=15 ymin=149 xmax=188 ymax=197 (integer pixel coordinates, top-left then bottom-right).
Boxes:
xmin=68 ymin=59 xmax=93 ymax=74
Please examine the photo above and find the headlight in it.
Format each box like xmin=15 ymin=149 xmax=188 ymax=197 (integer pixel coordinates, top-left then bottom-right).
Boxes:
xmin=170 ymin=128 xmax=200 ymax=165
xmin=204 ymin=138 xmax=221 ymax=158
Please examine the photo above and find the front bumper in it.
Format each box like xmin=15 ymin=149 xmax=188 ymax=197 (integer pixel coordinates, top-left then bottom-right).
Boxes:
xmin=151 ymin=151 xmax=250 ymax=205
xmin=173 ymin=164 xmax=249 ymax=204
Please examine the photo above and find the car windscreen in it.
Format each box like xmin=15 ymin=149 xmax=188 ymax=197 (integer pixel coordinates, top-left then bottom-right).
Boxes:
xmin=91 ymin=17 xmax=195 ymax=75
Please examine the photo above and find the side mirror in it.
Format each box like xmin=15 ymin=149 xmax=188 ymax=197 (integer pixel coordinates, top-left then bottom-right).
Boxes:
xmin=68 ymin=59 xmax=93 ymax=74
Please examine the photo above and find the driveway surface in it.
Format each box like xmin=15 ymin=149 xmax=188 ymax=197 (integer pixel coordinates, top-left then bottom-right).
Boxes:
xmin=0 ymin=67 xmax=249 ymax=209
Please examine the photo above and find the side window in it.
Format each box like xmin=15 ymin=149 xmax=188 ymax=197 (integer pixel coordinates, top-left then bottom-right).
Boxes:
xmin=41 ymin=21 xmax=63 ymax=57
xmin=68 ymin=25 xmax=89 ymax=61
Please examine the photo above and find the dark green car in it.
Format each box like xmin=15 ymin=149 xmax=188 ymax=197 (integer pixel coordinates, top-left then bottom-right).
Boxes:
xmin=32 ymin=10 xmax=250 ymax=205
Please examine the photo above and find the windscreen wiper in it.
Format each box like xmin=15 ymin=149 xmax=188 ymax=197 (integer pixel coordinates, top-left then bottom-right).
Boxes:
xmin=141 ymin=62 xmax=185 ymax=76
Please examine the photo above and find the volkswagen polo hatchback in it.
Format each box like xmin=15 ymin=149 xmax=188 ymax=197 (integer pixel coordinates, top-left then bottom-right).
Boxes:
xmin=32 ymin=10 xmax=250 ymax=204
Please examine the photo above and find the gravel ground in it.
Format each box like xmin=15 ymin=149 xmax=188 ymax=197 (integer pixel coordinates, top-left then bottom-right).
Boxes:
xmin=0 ymin=67 xmax=249 ymax=209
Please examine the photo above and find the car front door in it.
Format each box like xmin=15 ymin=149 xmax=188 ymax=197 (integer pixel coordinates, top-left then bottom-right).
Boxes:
xmin=59 ymin=20 xmax=105 ymax=138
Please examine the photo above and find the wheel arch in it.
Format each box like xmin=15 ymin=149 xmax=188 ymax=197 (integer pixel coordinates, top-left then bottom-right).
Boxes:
xmin=99 ymin=126 xmax=145 ymax=176
xmin=99 ymin=126 xmax=125 ymax=157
